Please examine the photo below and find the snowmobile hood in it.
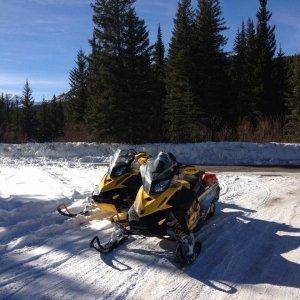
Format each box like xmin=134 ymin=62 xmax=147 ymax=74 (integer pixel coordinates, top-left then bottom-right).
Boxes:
xmin=134 ymin=180 xmax=190 ymax=218
xmin=98 ymin=170 xmax=138 ymax=193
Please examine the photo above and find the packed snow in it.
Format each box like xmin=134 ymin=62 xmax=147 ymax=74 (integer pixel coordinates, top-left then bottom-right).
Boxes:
xmin=0 ymin=141 xmax=299 ymax=166
xmin=0 ymin=143 xmax=299 ymax=299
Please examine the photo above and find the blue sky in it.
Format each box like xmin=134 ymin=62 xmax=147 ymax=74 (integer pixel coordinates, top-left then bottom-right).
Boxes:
xmin=0 ymin=0 xmax=299 ymax=101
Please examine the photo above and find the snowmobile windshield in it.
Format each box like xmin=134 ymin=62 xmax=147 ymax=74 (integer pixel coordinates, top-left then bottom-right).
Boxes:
xmin=141 ymin=152 xmax=176 ymax=195
xmin=108 ymin=149 xmax=136 ymax=178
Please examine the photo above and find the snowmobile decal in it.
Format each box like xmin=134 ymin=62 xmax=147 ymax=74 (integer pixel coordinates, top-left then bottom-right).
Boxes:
xmin=187 ymin=200 xmax=201 ymax=230
xmin=98 ymin=169 xmax=139 ymax=193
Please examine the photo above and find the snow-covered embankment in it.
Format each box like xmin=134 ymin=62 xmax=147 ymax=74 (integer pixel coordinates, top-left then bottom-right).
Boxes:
xmin=0 ymin=142 xmax=299 ymax=166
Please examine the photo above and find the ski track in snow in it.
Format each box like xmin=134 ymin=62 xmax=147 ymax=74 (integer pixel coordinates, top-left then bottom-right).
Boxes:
xmin=0 ymin=162 xmax=299 ymax=299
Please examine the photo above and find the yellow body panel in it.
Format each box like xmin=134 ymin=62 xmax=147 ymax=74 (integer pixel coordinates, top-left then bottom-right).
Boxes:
xmin=96 ymin=203 xmax=118 ymax=213
xmin=187 ymin=200 xmax=201 ymax=230
xmin=135 ymin=152 xmax=149 ymax=165
xmin=98 ymin=168 xmax=139 ymax=193
xmin=176 ymin=180 xmax=190 ymax=189
xmin=134 ymin=180 xmax=190 ymax=218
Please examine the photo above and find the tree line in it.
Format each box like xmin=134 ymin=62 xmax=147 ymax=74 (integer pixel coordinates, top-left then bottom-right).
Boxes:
xmin=0 ymin=0 xmax=299 ymax=144
xmin=0 ymin=82 xmax=64 ymax=142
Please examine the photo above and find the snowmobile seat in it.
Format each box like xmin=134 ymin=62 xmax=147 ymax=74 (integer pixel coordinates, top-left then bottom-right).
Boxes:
xmin=183 ymin=174 xmax=198 ymax=189
xmin=183 ymin=174 xmax=205 ymax=194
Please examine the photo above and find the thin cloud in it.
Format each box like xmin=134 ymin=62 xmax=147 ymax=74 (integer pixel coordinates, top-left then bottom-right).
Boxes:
xmin=0 ymin=73 xmax=67 ymax=87
xmin=136 ymin=0 xmax=176 ymax=18
xmin=274 ymin=10 xmax=300 ymax=29
xmin=11 ymin=0 xmax=90 ymax=5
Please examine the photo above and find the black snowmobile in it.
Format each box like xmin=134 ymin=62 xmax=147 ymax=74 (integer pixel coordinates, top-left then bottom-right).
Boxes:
xmin=57 ymin=149 xmax=148 ymax=222
xmin=90 ymin=152 xmax=220 ymax=265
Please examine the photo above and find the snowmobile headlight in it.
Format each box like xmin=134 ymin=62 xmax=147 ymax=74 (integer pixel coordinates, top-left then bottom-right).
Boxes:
xmin=112 ymin=165 xmax=127 ymax=177
xmin=152 ymin=180 xmax=170 ymax=194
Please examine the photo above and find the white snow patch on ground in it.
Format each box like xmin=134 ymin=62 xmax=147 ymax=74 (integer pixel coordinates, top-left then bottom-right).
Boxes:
xmin=0 ymin=141 xmax=299 ymax=166
xmin=0 ymin=144 xmax=299 ymax=299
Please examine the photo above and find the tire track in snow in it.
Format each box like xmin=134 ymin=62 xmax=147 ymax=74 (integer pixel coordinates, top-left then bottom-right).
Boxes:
xmin=196 ymin=175 xmax=270 ymax=242
xmin=219 ymin=179 xmax=228 ymax=196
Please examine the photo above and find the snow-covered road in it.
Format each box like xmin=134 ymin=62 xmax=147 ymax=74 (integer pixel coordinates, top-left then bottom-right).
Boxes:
xmin=0 ymin=162 xmax=299 ymax=299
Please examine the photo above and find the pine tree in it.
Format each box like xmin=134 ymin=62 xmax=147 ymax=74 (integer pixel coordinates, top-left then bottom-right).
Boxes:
xmin=0 ymin=94 xmax=5 ymax=130
xmin=50 ymin=95 xmax=58 ymax=138
xmin=244 ymin=18 xmax=259 ymax=119
xmin=274 ymin=47 xmax=290 ymax=118
xmin=86 ymin=34 xmax=102 ymax=140
xmin=165 ymin=0 xmax=198 ymax=142
xmin=234 ymin=22 xmax=247 ymax=61
xmin=245 ymin=18 xmax=257 ymax=62
xmin=0 ymin=94 xmax=12 ymax=141
xmin=230 ymin=21 xmax=249 ymax=122
xmin=0 ymin=94 xmax=6 ymax=140
xmin=123 ymin=7 xmax=153 ymax=142
xmin=87 ymin=0 xmax=135 ymax=142
xmin=37 ymin=98 xmax=52 ymax=142
xmin=254 ymin=0 xmax=277 ymax=116
xmin=69 ymin=49 xmax=89 ymax=123
xmin=153 ymin=24 xmax=165 ymax=79
xmin=285 ymin=55 xmax=300 ymax=142
xmin=57 ymin=99 xmax=64 ymax=136
xmin=11 ymin=96 xmax=21 ymax=140
xmin=21 ymin=80 xmax=36 ymax=140
xmin=48 ymin=95 xmax=65 ymax=140
xmin=151 ymin=24 xmax=166 ymax=141
xmin=194 ymin=0 xmax=229 ymax=137
xmin=87 ymin=0 xmax=153 ymax=143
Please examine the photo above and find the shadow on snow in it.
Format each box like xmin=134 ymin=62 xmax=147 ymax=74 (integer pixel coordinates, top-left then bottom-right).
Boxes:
xmin=101 ymin=202 xmax=300 ymax=294
xmin=1 ymin=195 xmax=299 ymax=297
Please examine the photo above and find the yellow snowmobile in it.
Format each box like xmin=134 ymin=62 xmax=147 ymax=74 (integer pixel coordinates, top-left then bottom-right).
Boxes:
xmin=90 ymin=152 xmax=220 ymax=265
xmin=57 ymin=149 xmax=148 ymax=222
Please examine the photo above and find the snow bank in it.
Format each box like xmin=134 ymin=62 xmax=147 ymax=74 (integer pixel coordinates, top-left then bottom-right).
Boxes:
xmin=0 ymin=142 xmax=299 ymax=166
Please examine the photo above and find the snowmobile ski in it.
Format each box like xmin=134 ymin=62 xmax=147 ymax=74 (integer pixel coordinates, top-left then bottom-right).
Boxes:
xmin=57 ymin=204 xmax=81 ymax=218
xmin=174 ymin=240 xmax=202 ymax=266
xmin=90 ymin=225 xmax=130 ymax=254
xmin=57 ymin=203 xmax=95 ymax=218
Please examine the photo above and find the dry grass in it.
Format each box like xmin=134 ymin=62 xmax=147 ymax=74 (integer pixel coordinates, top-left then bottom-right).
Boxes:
xmin=1 ymin=117 xmax=289 ymax=144
xmin=236 ymin=117 xmax=284 ymax=143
